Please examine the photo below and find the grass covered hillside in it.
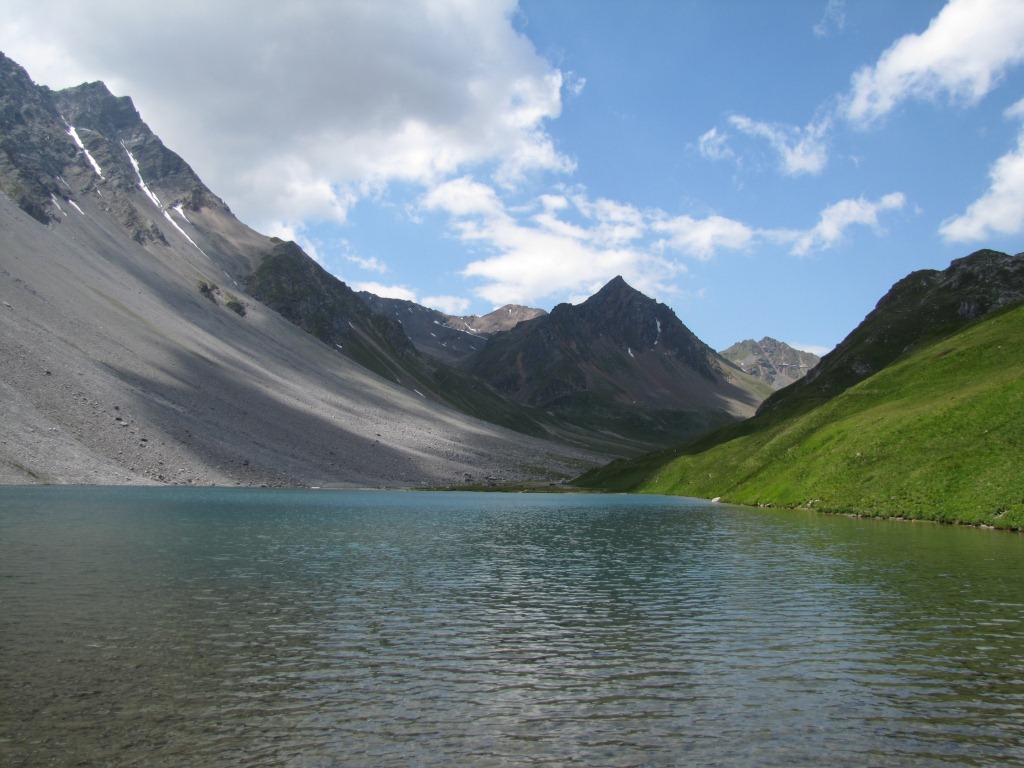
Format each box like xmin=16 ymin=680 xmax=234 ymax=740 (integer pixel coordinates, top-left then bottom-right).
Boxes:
xmin=576 ymin=301 xmax=1024 ymax=529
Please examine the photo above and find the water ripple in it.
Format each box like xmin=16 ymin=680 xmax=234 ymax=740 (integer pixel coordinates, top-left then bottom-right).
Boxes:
xmin=3 ymin=488 xmax=1024 ymax=766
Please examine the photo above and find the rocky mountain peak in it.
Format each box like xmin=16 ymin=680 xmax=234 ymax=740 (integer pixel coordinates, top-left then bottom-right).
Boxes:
xmin=52 ymin=81 xmax=143 ymax=139
xmin=552 ymin=276 xmax=709 ymax=366
xmin=719 ymin=337 xmax=819 ymax=390
xmin=0 ymin=50 xmax=226 ymax=231
xmin=462 ymin=275 xmax=769 ymax=449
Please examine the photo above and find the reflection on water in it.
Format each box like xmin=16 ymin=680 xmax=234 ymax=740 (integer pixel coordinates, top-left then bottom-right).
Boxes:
xmin=2 ymin=487 xmax=1023 ymax=766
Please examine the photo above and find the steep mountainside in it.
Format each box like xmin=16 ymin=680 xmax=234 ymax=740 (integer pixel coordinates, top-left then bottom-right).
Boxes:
xmin=719 ymin=337 xmax=819 ymax=389
xmin=0 ymin=51 xmax=603 ymax=485
xmin=758 ymin=249 xmax=1024 ymax=416
xmin=245 ymin=243 xmax=554 ymax=437
xmin=465 ymin=276 xmax=772 ymax=449
xmin=358 ymin=294 xmax=545 ymax=365
xmin=577 ymin=298 xmax=1024 ymax=528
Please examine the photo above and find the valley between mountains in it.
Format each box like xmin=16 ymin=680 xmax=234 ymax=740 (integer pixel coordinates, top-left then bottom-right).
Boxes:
xmin=2 ymin=50 xmax=1021 ymax=527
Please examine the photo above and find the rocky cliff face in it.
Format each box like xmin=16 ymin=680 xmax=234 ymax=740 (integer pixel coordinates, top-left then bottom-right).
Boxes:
xmin=758 ymin=248 xmax=1024 ymax=415
xmin=1 ymin=54 xmax=224 ymax=238
xmin=719 ymin=337 xmax=819 ymax=390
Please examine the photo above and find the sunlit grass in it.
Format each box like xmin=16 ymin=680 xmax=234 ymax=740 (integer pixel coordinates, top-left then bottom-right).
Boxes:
xmin=578 ymin=302 xmax=1024 ymax=529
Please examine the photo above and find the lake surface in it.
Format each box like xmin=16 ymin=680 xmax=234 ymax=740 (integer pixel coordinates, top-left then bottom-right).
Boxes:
xmin=2 ymin=487 xmax=1024 ymax=766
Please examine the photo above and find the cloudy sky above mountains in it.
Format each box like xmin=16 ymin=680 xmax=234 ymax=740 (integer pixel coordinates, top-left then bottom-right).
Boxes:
xmin=2 ymin=0 xmax=1023 ymax=351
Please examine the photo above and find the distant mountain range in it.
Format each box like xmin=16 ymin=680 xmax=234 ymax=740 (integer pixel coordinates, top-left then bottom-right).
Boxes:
xmin=0 ymin=51 xmax=795 ymax=485
xmin=719 ymin=337 xmax=819 ymax=390
xmin=578 ymin=249 xmax=1024 ymax=528
xmin=357 ymin=295 xmax=546 ymax=365
xmin=459 ymin=276 xmax=772 ymax=448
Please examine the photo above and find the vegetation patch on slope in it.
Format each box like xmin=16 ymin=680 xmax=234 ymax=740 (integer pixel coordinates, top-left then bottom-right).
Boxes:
xmin=576 ymin=302 xmax=1024 ymax=529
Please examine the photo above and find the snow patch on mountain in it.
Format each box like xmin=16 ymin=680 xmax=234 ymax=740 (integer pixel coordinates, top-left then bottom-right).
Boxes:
xmin=163 ymin=209 xmax=207 ymax=256
xmin=122 ymin=143 xmax=162 ymax=209
xmin=63 ymin=120 xmax=104 ymax=178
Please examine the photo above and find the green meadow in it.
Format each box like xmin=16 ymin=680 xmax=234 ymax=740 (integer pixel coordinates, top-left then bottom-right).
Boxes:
xmin=577 ymin=302 xmax=1024 ymax=529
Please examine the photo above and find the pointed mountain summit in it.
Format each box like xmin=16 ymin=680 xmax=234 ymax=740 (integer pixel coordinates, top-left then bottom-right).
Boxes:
xmin=720 ymin=337 xmax=819 ymax=390
xmin=465 ymin=276 xmax=771 ymax=451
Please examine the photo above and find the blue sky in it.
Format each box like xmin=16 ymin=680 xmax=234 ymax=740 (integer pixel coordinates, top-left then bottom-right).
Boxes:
xmin=2 ymin=0 xmax=1024 ymax=353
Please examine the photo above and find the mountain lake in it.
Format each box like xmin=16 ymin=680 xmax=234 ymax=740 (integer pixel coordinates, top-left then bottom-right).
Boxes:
xmin=2 ymin=486 xmax=1023 ymax=766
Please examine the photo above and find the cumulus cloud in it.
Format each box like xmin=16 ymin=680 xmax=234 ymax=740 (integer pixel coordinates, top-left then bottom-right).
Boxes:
xmin=653 ymin=215 xmax=755 ymax=260
xmin=0 ymin=0 xmax=572 ymax=231
xmin=844 ymin=0 xmax=1024 ymax=125
xmin=422 ymin=176 xmax=905 ymax=306
xmin=784 ymin=192 xmax=906 ymax=255
xmin=727 ymin=115 xmax=831 ymax=176
xmin=940 ymin=102 xmax=1024 ymax=241
xmin=705 ymin=0 xmax=1024 ymax=182
xmin=423 ymin=178 xmax=683 ymax=305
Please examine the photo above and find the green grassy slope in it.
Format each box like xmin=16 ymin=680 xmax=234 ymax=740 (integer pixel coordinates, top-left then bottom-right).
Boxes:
xmin=576 ymin=302 xmax=1024 ymax=529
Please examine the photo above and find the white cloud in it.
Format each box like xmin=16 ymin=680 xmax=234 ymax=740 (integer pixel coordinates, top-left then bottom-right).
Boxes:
xmin=423 ymin=179 xmax=684 ymax=306
xmin=785 ymin=192 xmax=906 ymax=255
xmin=350 ymin=282 xmax=418 ymax=302
xmin=425 ymin=174 xmax=909 ymax=304
xmin=940 ymin=123 xmax=1024 ymax=242
xmin=570 ymin=196 xmax=647 ymax=247
xmin=346 ymin=254 xmax=388 ymax=274
xmin=813 ymin=0 xmax=846 ymax=38
xmin=423 ymin=295 xmax=472 ymax=315
xmin=844 ymin=0 xmax=1024 ymax=125
xmin=422 ymin=176 xmax=505 ymax=218
xmin=653 ymin=214 xmax=755 ymax=260
xmin=728 ymin=115 xmax=831 ymax=176
xmin=697 ymin=127 xmax=735 ymax=162
xmin=0 ymin=0 xmax=573 ymax=231
xmin=563 ymin=71 xmax=586 ymax=97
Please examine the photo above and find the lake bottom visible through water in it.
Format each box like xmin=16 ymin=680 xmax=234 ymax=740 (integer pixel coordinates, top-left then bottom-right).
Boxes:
xmin=2 ymin=486 xmax=1024 ymax=766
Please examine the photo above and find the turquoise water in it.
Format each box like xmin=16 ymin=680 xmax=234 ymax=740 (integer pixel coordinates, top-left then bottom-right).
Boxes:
xmin=2 ymin=486 xmax=1023 ymax=766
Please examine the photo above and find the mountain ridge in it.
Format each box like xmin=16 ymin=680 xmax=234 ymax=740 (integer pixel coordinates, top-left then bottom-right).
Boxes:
xmin=0 ymin=50 xmax=603 ymax=486
xmin=576 ymin=250 xmax=1024 ymax=527
xmin=357 ymin=293 xmax=546 ymax=365
xmin=758 ymin=248 xmax=1024 ymax=416
xmin=463 ymin=275 xmax=773 ymax=449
